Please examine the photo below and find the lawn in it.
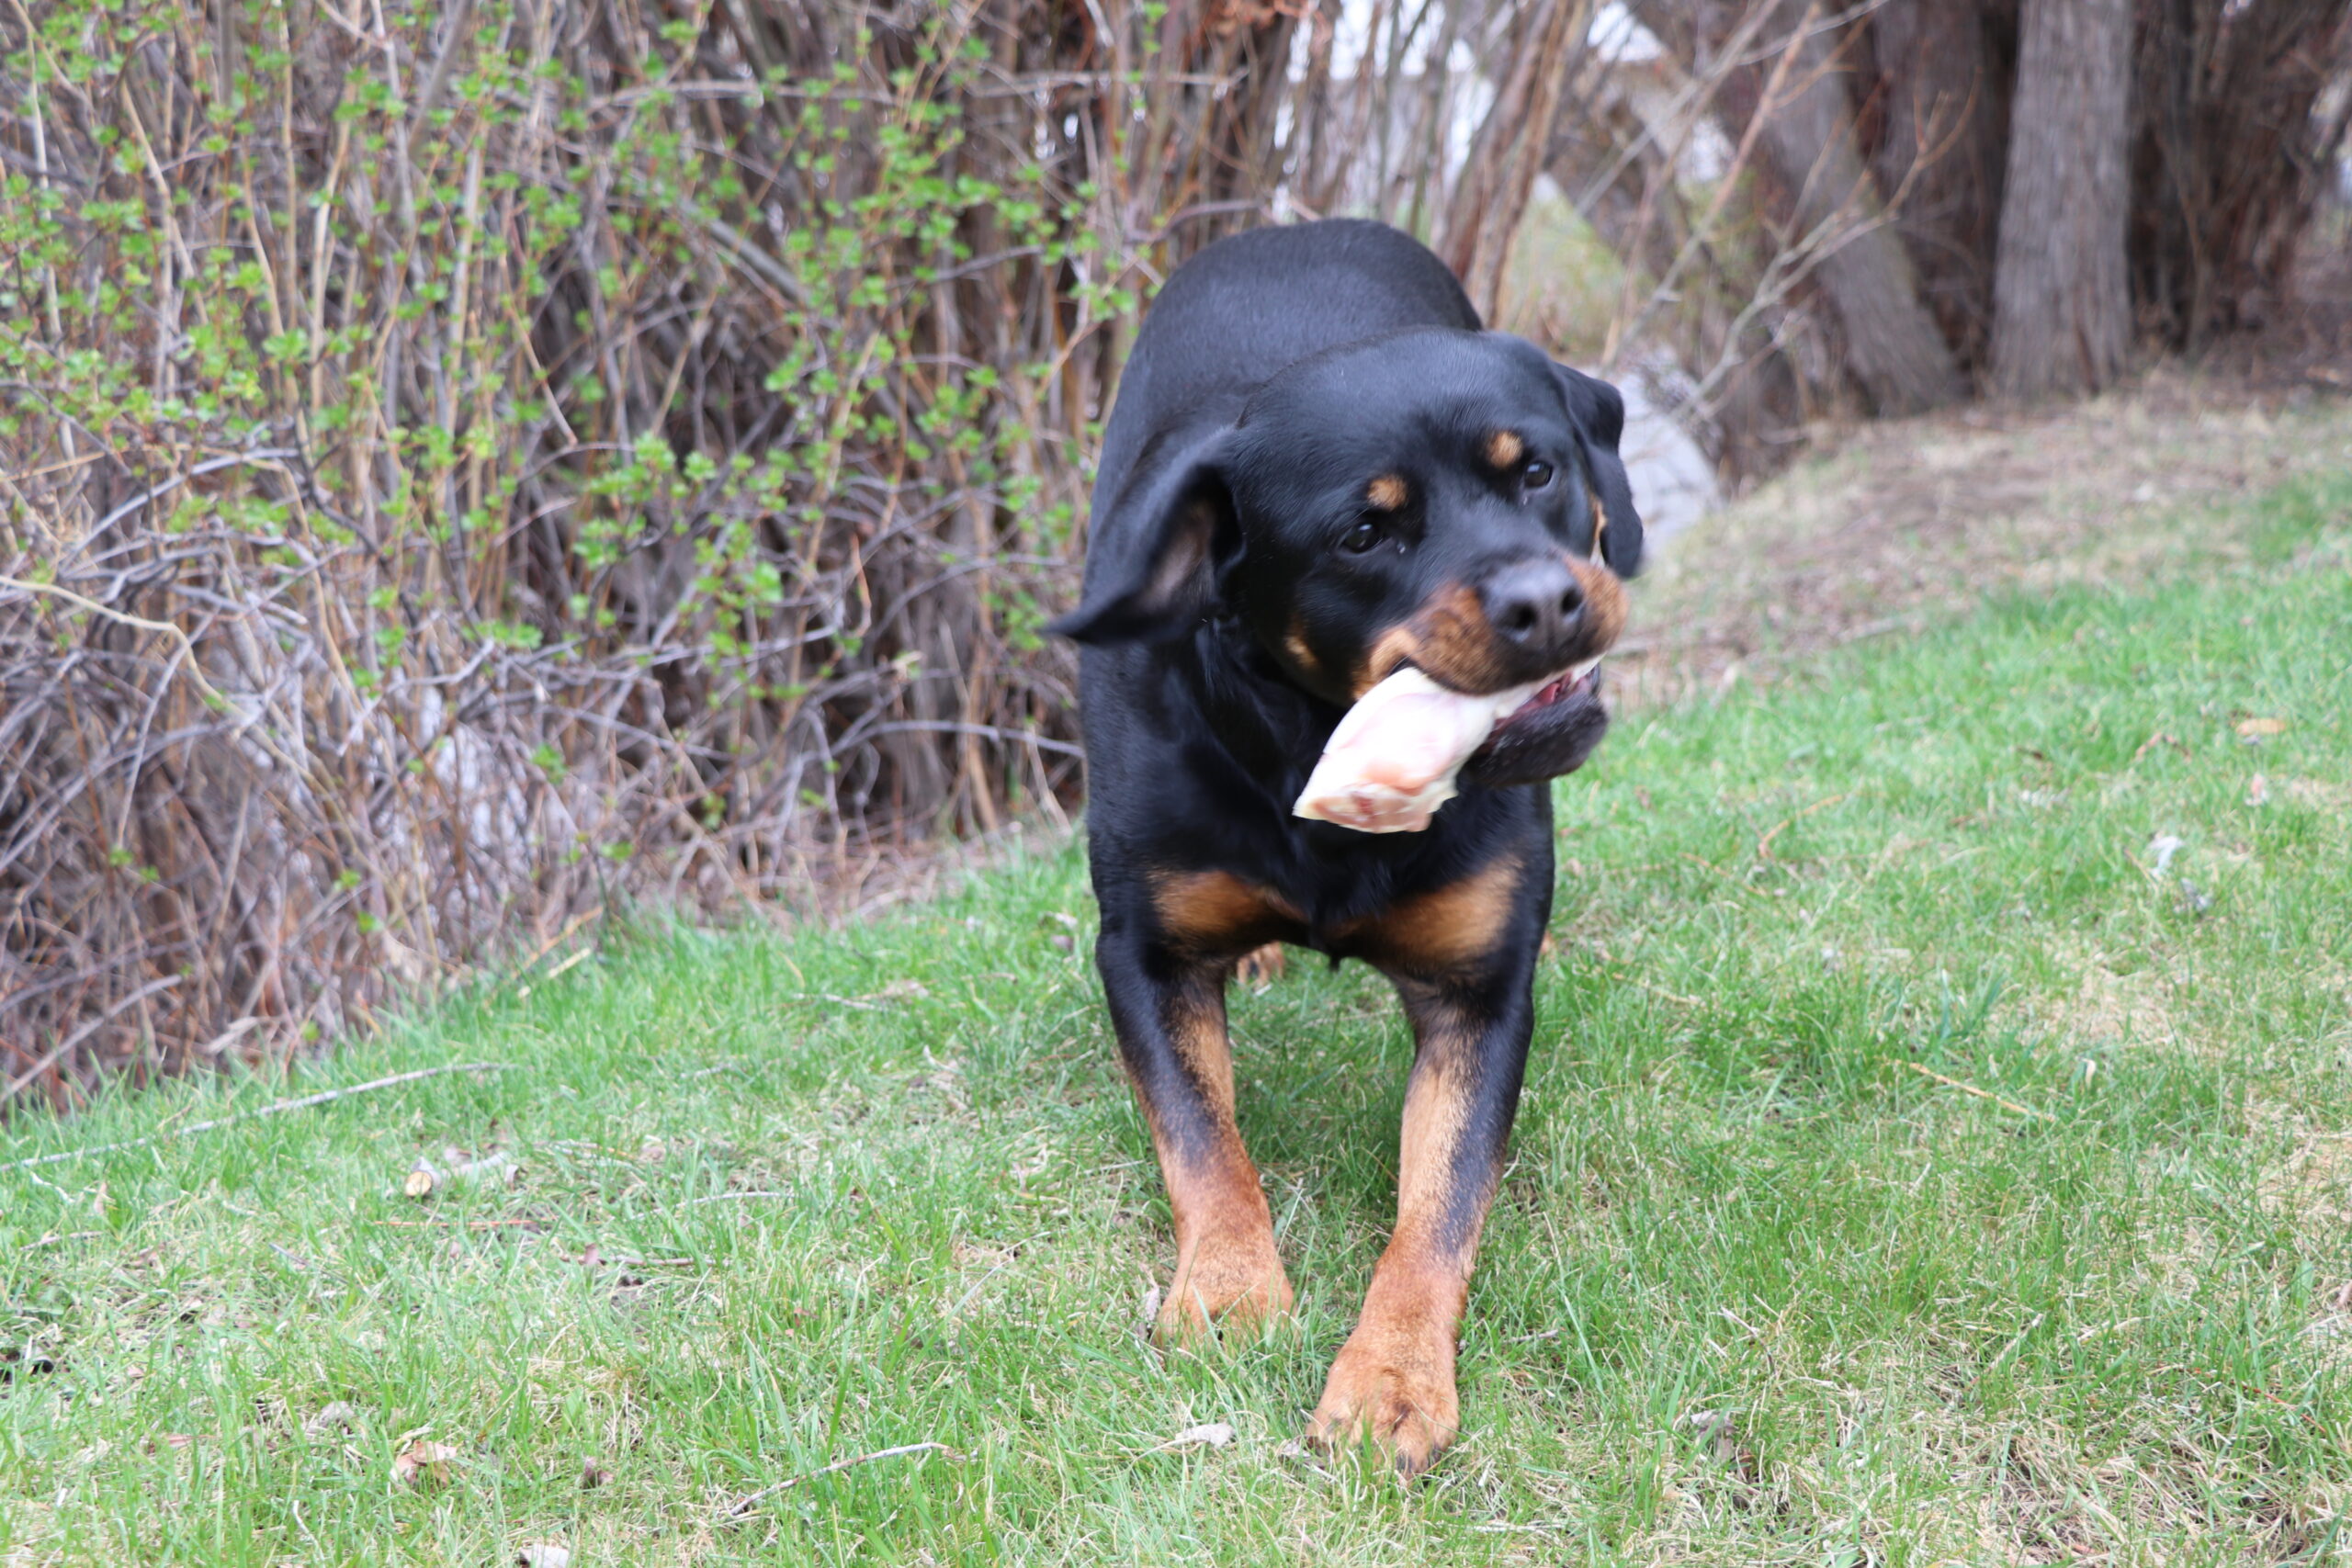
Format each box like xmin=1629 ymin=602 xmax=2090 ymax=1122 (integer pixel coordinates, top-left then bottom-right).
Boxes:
xmin=5 ymin=473 xmax=2348 ymax=1566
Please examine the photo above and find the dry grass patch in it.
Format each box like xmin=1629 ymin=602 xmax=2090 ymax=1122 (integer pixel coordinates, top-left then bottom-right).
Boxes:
xmin=1619 ymin=372 xmax=2352 ymax=704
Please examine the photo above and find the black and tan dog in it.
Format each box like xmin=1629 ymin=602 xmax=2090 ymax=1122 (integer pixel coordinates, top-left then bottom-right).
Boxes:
xmin=1050 ymin=219 xmax=1640 ymax=1476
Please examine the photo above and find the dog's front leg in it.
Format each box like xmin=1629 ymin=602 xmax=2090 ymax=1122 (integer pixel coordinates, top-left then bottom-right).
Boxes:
xmin=1098 ymin=931 xmax=1295 ymax=1342
xmin=1307 ymin=967 xmax=1532 ymax=1477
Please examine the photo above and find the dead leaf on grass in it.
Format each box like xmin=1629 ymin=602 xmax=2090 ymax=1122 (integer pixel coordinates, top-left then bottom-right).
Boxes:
xmin=515 ymin=1544 xmax=571 ymax=1568
xmin=304 ymin=1401 xmax=359 ymax=1439
xmin=1155 ymin=1422 xmax=1237 ymax=1452
xmin=2248 ymin=773 xmax=2270 ymax=807
xmin=2236 ymin=716 xmax=2290 ymax=739
xmin=580 ymin=1457 xmax=613 ymax=1489
xmin=392 ymin=1438 xmax=463 ymax=1485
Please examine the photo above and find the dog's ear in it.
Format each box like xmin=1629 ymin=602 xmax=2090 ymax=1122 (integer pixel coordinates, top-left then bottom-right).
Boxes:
xmin=1554 ymin=365 xmax=1644 ymax=578
xmin=1047 ymin=430 xmax=1239 ymax=646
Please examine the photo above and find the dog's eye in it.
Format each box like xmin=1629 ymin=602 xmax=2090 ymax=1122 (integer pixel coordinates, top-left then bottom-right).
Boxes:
xmin=1340 ymin=519 xmax=1384 ymax=555
xmin=1521 ymin=458 xmax=1555 ymax=491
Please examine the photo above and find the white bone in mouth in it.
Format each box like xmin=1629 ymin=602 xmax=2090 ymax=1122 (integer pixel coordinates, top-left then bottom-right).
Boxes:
xmin=1292 ymin=664 xmax=1563 ymax=834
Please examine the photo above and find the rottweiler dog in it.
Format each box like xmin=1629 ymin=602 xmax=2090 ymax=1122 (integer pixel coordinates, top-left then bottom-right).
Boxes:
xmin=1050 ymin=219 xmax=1641 ymax=1476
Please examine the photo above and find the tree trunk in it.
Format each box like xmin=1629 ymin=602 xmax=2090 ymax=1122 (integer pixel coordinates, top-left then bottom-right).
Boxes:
xmin=1862 ymin=0 xmax=2018 ymax=371
xmin=1990 ymin=0 xmax=2135 ymax=398
xmin=2129 ymin=0 xmax=2352 ymax=346
xmin=1545 ymin=72 xmax=1809 ymax=479
xmin=1627 ymin=0 xmax=1966 ymax=415
xmin=1753 ymin=5 xmax=1969 ymax=412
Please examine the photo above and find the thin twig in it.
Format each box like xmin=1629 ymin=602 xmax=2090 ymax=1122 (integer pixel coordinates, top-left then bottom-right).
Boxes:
xmin=1903 ymin=1060 xmax=2058 ymax=1122
xmin=1 ymin=975 xmax=184 ymax=1104
xmin=727 ymin=1442 xmax=961 ymax=1516
xmin=5 ymin=1062 xmax=519 ymax=1169
xmin=0 ymin=575 xmax=233 ymax=713
xmin=1756 ymin=788 xmax=1860 ymax=863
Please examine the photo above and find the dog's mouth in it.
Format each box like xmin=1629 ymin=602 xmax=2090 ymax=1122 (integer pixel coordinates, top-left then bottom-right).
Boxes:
xmin=1490 ymin=656 xmax=1603 ymax=734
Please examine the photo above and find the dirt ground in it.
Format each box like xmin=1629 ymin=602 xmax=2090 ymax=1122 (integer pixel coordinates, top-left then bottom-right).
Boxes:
xmin=1615 ymin=367 xmax=2352 ymax=707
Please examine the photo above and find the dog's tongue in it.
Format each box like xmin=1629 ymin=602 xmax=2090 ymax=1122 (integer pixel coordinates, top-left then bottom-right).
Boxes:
xmin=1498 ymin=657 xmax=1602 ymax=726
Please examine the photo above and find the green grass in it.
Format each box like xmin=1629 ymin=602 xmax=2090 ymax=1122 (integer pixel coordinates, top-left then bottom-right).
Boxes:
xmin=6 ymin=477 xmax=2350 ymax=1566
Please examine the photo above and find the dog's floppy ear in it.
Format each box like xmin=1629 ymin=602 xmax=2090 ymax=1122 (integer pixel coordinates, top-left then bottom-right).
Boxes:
xmin=1047 ymin=429 xmax=1239 ymax=646
xmin=1554 ymin=365 xmax=1644 ymax=578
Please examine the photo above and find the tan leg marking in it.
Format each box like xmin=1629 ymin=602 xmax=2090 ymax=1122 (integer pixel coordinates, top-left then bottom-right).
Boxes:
xmin=1306 ymin=1029 xmax=1482 ymax=1476
xmin=1146 ymin=975 xmax=1293 ymax=1341
xmin=1313 ymin=856 xmax=1528 ymax=1474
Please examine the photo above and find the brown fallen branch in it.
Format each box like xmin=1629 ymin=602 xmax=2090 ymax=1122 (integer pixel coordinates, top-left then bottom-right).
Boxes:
xmin=4 ymin=1062 xmax=519 ymax=1170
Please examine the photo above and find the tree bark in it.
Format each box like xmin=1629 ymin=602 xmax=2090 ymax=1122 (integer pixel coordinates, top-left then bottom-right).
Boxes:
xmin=1545 ymin=71 xmax=1808 ymax=479
xmin=1751 ymin=4 xmax=1968 ymax=412
xmin=2129 ymin=0 xmax=2352 ymax=346
xmin=1990 ymin=0 xmax=2135 ymax=398
xmin=1862 ymin=0 xmax=2017 ymax=370
xmin=1626 ymin=0 xmax=1965 ymax=415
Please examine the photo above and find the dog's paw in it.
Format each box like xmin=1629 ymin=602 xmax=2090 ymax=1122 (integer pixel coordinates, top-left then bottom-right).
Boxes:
xmin=1233 ymin=942 xmax=1287 ymax=985
xmin=1305 ymin=1327 xmax=1459 ymax=1478
xmin=1155 ymin=1225 xmax=1293 ymax=1343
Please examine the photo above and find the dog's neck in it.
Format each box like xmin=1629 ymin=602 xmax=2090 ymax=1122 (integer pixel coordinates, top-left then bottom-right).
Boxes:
xmin=1186 ymin=615 xmax=1347 ymax=795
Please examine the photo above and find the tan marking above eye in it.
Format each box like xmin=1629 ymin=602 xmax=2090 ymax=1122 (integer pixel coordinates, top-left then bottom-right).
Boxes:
xmin=1365 ymin=474 xmax=1408 ymax=511
xmin=1484 ymin=430 xmax=1524 ymax=468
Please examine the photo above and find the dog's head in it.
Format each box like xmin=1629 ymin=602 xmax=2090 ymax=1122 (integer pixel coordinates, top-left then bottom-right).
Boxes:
xmin=1054 ymin=331 xmax=1639 ymax=777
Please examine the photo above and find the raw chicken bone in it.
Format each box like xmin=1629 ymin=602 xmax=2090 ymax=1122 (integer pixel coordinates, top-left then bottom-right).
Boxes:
xmin=1293 ymin=660 xmax=1600 ymax=834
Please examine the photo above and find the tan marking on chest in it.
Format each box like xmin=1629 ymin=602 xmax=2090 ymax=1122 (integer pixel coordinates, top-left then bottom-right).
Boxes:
xmin=1152 ymin=870 xmax=1304 ymax=954
xmin=1350 ymin=853 xmax=1525 ymax=977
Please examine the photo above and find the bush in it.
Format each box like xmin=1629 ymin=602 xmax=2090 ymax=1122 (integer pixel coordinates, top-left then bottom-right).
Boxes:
xmin=0 ymin=0 xmax=1301 ymax=1100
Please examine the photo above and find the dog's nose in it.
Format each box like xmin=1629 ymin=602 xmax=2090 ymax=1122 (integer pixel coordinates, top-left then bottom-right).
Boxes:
xmin=1480 ymin=558 xmax=1584 ymax=655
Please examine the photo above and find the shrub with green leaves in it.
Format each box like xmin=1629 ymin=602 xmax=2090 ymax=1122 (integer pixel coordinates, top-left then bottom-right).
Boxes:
xmin=0 ymin=0 xmax=1306 ymax=1096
